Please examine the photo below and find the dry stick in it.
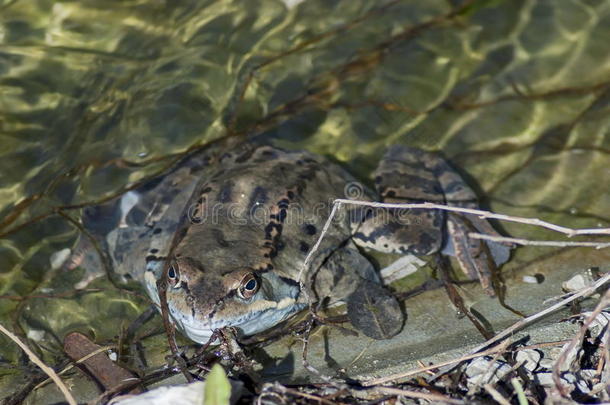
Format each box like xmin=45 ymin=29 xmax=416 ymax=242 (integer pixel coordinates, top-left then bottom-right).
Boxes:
xmin=374 ymin=386 xmax=463 ymax=404
xmin=276 ymin=385 xmax=339 ymax=405
xmin=0 ymin=323 xmax=77 ymax=405
xmin=308 ymin=199 xmax=609 ymax=267
xmin=303 ymin=199 xmax=610 ymax=279
xmin=470 ymin=233 xmax=610 ymax=249
xmin=336 ymin=200 xmax=610 ymax=236
xmin=364 ymin=271 xmax=610 ymax=386
xmin=552 ymin=289 xmax=610 ymax=398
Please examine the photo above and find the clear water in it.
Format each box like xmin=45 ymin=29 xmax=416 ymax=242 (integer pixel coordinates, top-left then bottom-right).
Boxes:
xmin=1 ymin=0 xmax=609 ymax=401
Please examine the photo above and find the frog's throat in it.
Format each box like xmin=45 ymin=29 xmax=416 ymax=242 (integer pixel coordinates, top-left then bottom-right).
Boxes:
xmin=143 ymin=271 xmax=305 ymax=343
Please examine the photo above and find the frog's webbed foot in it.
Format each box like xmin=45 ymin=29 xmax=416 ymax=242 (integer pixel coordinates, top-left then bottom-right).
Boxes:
xmin=346 ymin=279 xmax=404 ymax=340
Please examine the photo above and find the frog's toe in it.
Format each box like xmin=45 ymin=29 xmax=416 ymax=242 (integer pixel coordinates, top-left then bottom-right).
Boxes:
xmin=346 ymin=280 xmax=404 ymax=340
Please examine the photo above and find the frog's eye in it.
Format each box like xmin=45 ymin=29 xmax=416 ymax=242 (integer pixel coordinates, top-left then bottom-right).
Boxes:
xmin=238 ymin=273 xmax=259 ymax=299
xmin=167 ymin=263 xmax=179 ymax=287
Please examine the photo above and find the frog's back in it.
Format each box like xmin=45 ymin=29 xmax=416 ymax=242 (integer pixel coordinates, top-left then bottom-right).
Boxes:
xmin=174 ymin=143 xmax=364 ymax=281
xmin=71 ymin=139 xmax=364 ymax=285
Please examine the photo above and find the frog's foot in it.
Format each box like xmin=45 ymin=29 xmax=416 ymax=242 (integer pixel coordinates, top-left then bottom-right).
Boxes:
xmin=59 ymin=236 xmax=107 ymax=289
xmin=346 ymin=279 xmax=403 ymax=340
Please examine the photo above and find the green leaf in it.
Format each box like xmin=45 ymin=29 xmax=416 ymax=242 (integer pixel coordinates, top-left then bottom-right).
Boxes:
xmin=203 ymin=364 xmax=231 ymax=405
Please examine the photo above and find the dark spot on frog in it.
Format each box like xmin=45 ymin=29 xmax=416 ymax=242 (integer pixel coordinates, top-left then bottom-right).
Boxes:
xmin=188 ymin=163 xmax=205 ymax=175
xmin=416 ymin=232 xmax=436 ymax=255
xmin=276 ymin=209 xmax=287 ymax=222
xmin=384 ymin=190 xmax=396 ymax=198
xmin=299 ymin=241 xmax=310 ymax=253
xmin=161 ymin=192 xmax=174 ymax=205
xmin=150 ymin=248 xmax=159 ymax=254
xmin=303 ymin=223 xmax=317 ymax=235
xmin=261 ymin=149 xmax=277 ymax=159
xmin=217 ymin=181 xmax=233 ymax=203
xmin=279 ymin=276 xmax=299 ymax=288
xmin=248 ymin=186 xmax=268 ymax=210
xmin=126 ymin=208 xmax=146 ymax=226
xmin=212 ymin=228 xmax=230 ymax=248
xmin=200 ymin=186 xmax=213 ymax=194
xmin=287 ymin=190 xmax=295 ymax=199
xmin=235 ymin=147 xmax=256 ymax=163
xmin=145 ymin=254 xmax=163 ymax=262
xmin=264 ymin=222 xmax=283 ymax=240
xmin=153 ymin=228 xmax=163 ymax=235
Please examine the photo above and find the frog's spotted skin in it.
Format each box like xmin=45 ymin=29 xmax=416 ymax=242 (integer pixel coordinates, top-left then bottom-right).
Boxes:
xmin=70 ymin=138 xmax=510 ymax=342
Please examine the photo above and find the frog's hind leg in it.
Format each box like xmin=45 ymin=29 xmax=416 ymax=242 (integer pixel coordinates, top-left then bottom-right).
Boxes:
xmin=351 ymin=146 xmax=445 ymax=257
xmin=431 ymin=151 xmax=512 ymax=296
xmin=354 ymin=145 xmax=511 ymax=296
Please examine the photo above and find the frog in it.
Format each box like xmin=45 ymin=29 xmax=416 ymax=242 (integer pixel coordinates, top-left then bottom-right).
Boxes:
xmin=67 ymin=136 xmax=511 ymax=343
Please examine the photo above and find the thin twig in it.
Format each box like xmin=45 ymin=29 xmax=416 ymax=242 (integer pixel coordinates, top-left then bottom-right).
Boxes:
xmin=469 ymin=233 xmax=610 ymax=249
xmin=374 ymin=386 xmax=463 ymax=404
xmin=276 ymin=385 xmax=340 ymax=405
xmin=302 ymin=198 xmax=610 ymax=276
xmin=332 ymin=199 xmax=610 ymax=236
xmin=298 ymin=200 xmax=342 ymax=284
xmin=553 ymin=289 xmax=610 ymax=397
xmin=0 ymin=323 xmax=77 ymax=405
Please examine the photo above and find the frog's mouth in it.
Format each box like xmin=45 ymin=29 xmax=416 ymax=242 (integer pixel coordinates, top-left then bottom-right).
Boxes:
xmin=169 ymin=296 xmax=306 ymax=343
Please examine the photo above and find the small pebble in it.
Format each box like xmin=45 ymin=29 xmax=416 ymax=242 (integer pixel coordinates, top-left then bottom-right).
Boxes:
xmin=523 ymin=274 xmax=544 ymax=284
xmin=27 ymin=329 xmax=45 ymax=341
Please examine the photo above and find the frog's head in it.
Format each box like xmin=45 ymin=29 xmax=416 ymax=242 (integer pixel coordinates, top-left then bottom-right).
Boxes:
xmin=144 ymin=256 xmax=304 ymax=343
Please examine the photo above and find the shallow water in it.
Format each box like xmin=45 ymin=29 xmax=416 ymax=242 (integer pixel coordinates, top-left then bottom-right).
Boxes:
xmin=1 ymin=0 xmax=609 ymax=402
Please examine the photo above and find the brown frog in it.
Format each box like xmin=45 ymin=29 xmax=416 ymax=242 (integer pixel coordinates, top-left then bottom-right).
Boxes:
xmin=69 ymin=137 xmax=510 ymax=342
